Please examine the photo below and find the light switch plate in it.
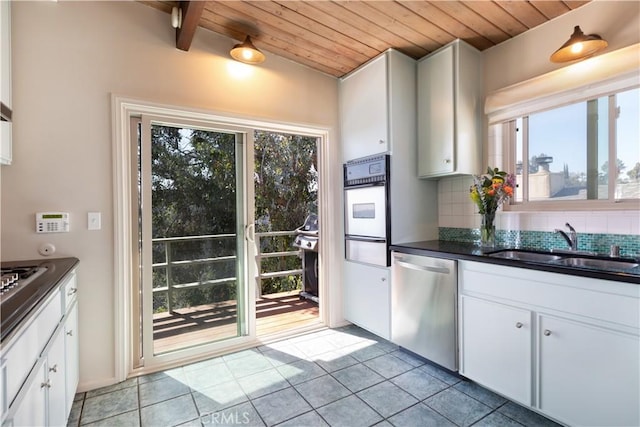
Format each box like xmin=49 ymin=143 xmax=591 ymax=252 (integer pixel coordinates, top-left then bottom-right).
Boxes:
xmin=88 ymin=212 xmax=101 ymax=230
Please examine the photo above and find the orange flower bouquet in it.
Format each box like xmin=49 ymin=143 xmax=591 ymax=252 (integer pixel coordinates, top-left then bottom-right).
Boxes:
xmin=469 ymin=167 xmax=515 ymax=246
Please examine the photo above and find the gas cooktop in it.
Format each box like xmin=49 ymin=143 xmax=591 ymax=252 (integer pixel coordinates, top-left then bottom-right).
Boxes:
xmin=1 ymin=265 xmax=47 ymax=296
xmin=1 ymin=258 xmax=79 ymax=343
xmin=1 ymin=263 xmax=52 ymax=343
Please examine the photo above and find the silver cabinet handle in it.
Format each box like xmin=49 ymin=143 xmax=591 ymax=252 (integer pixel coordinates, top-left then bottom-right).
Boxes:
xmin=515 ymin=322 xmax=523 ymax=329
xmin=444 ymin=159 xmax=451 ymax=164
xmin=379 ymin=139 xmax=385 ymax=144
xmin=394 ymin=259 xmax=450 ymax=274
xmin=41 ymin=380 xmax=51 ymax=389
xmin=544 ymin=330 xmax=552 ymax=336
xmin=381 ymin=277 xmax=386 ymax=282
xmin=67 ymin=287 xmax=78 ymax=296
xmin=67 ymin=330 xmax=74 ymax=336
xmin=49 ymin=364 xmax=58 ymax=373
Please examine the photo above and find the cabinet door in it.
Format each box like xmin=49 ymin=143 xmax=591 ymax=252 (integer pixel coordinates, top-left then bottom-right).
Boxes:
xmin=1 ymin=0 xmax=11 ymax=109
xmin=538 ymin=314 xmax=640 ymax=427
xmin=340 ymin=55 xmax=388 ymax=161
xmin=47 ymin=328 xmax=67 ymax=427
xmin=460 ymin=296 xmax=532 ymax=406
xmin=64 ymin=303 xmax=79 ymax=417
xmin=417 ymin=46 xmax=454 ymax=177
xmin=10 ymin=362 xmax=47 ymax=427
xmin=343 ymin=261 xmax=390 ymax=339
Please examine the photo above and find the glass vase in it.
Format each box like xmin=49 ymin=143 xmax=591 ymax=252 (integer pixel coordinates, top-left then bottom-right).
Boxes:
xmin=480 ymin=213 xmax=496 ymax=248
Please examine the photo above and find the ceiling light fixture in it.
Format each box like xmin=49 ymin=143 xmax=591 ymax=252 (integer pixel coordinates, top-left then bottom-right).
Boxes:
xmin=550 ymin=26 xmax=608 ymax=63
xmin=230 ymin=36 xmax=265 ymax=65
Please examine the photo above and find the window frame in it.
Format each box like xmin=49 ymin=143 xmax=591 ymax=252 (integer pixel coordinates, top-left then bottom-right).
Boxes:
xmin=498 ymin=85 xmax=639 ymax=212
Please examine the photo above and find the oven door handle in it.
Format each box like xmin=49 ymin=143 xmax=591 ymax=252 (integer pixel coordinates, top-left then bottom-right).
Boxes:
xmin=344 ymin=235 xmax=386 ymax=243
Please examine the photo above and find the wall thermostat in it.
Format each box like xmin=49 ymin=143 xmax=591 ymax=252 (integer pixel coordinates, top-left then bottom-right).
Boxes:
xmin=36 ymin=212 xmax=70 ymax=233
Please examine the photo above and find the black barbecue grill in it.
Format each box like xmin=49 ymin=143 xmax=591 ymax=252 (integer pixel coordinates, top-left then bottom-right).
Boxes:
xmin=292 ymin=214 xmax=319 ymax=303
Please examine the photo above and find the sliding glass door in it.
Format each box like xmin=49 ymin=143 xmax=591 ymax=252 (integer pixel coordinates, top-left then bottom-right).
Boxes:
xmin=136 ymin=116 xmax=249 ymax=366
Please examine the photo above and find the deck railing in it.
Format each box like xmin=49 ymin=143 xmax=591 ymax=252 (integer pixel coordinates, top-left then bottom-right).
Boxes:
xmin=152 ymin=231 xmax=301 ymax=312
xmin=254 ymin=231 xmax=302 ymax=298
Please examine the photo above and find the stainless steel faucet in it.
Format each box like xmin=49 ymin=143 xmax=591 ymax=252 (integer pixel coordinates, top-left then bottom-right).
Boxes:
xmin=555 ymin=222 xmax=578 ymax=251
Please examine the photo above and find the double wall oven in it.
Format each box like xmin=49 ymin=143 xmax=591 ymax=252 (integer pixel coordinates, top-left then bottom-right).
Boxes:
xmin=344 ymin=154 xmax=390 ymax=267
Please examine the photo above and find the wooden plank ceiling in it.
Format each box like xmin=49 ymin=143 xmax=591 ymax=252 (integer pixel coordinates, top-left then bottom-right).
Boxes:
xmin=140 ymin=1 xmax=590 ymax=77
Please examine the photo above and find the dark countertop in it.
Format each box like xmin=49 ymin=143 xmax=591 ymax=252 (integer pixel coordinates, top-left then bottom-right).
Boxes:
xmin=1 ymin=257 xmax=80 ymax=343
xmin=390 ymin=240 xmax=640 ymax=285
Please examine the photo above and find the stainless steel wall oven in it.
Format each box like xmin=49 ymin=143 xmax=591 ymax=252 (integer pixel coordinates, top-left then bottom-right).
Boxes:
xmin=344 ymin=154 xmax=390 ymax=267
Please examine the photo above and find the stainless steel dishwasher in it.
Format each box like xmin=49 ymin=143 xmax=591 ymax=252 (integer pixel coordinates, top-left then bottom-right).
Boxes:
xmin=391 ymin=251 xmax=458 ymax=371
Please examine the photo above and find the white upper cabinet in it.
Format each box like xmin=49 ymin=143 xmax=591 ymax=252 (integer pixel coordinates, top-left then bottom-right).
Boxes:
xmin=418 ymin=40 xmax=482 ymax=178
xmin=1 ymin=0 xmax=10 ymax=110
xmin=340 ymin=54 xmax=388 ymax=161
xmin=1 ymin=0 xmax=12 ymax=165
xmin=340 ymin=50 xmax=419 ymax=163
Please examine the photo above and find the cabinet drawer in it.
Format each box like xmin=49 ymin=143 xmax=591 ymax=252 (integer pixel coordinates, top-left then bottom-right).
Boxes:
xmin=3 ymin=323 xmax=38 ymax=410
xmin=2 ymin=289 xmax=62 ymax=409
xmin=36 ymin=289 xmax=63 ymax=352
xmin=459 ymin=261 xmax=640 ymax=329
xmin=62 ymin=271 xmax=78 ymax=313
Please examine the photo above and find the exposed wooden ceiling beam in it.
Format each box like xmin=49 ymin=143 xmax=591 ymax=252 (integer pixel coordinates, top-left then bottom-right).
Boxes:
xmin=137 ymin=0 xmax=593 ymax=77
xmin=176 ymin=0 xmax=205 ymax=51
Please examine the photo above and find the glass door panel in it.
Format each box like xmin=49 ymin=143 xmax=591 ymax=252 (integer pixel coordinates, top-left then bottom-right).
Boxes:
xmin=139 ymin=118 xmax=247 ymax=361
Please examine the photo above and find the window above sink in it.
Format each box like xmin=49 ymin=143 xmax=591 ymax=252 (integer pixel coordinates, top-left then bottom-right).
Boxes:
xmin=485 ymin=44 xmax=640 ymax=212
xmin=508 ymin=87 xmax=639 ymax=206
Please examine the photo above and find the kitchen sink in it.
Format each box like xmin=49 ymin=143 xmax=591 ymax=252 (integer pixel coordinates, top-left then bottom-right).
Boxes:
xmin=555 ymin=257 xmax=639 ymax=270
xmin=487 ymin=249 xmax=640 ymax=273
xmin=487 ymin=250 xmax=563 ymax=263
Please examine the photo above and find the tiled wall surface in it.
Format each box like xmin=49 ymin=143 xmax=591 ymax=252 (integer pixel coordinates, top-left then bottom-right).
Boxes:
xmin=437 ymin=176 xmax=640 ymax=256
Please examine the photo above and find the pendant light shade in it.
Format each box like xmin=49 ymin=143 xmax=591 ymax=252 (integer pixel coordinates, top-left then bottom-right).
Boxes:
xmin=550 ymin=26 xmax=608 ymax=63
xmin=230 ymin=36 xmax=265 ymax=65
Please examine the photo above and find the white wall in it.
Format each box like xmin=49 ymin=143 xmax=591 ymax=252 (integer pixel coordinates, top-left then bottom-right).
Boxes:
xmin=483 ymin=0 xmax=640 ymax=93
xmin=439 ymin=0 xmax=640 ymax=235
xmin=2 ymin=1 xmax=339 ymax=390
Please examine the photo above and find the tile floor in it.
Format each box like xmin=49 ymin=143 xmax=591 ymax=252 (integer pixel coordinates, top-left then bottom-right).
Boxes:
xmin=68 ymin=326 xmax=561 ymax=427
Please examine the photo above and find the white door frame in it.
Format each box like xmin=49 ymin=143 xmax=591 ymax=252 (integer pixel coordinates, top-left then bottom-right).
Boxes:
xmin=112 ymin=95 xmax=331 ymax=381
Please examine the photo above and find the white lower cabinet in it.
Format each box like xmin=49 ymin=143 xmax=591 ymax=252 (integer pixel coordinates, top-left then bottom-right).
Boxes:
xmin=537 ymin=314 xmax=640 ymax=427
xmin=46 ymin=326 xmax=67 ymax=427
xmin=460 ymin=296 xmax=532 ymax=406
xmin=1 ymin=269 xmax=79 ymax=427
xmin=343 ymin=260 xmax=390 ymax=340
xmin=64 ymin=303 xmax=79 ymax=416
xmin=459 ymin=261 xmax=640 ymax=427
xmin=10 ymin=325 xmax=67 ymax=427
xmin=10 ymin=362 xmax=47 ymax=427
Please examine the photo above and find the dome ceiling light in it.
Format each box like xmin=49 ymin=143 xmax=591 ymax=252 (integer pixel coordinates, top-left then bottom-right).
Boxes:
xmin=230 ymin=36 xmax=266 ymax=65
xmin=550 ymin=26 xmax=608 ymax=63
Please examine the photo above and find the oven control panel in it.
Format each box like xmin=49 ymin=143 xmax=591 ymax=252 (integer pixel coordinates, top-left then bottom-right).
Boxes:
xmin=36 ymin=212 xmax=70 ymax=233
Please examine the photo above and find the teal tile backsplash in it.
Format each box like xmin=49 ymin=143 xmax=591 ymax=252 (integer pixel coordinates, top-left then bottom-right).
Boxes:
xmin=439 ymin=227 xmax=640 ymax=258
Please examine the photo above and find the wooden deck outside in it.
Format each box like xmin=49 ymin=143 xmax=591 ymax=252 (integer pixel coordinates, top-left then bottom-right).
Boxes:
xmin=152 ymin=291 xmax=319 ymax=354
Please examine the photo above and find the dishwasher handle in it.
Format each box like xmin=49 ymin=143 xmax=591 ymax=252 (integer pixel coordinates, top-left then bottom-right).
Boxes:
xmin=394 ymin=258 xmax=450 ymax=274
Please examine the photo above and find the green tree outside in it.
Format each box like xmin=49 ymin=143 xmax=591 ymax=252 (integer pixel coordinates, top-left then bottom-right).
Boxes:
xmin=148 ymin=126 xmax=318 ymax=312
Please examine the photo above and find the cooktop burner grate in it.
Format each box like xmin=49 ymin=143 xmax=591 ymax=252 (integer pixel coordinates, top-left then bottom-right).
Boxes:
xmin=1 ymin=266 xmax=47 ymax=296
